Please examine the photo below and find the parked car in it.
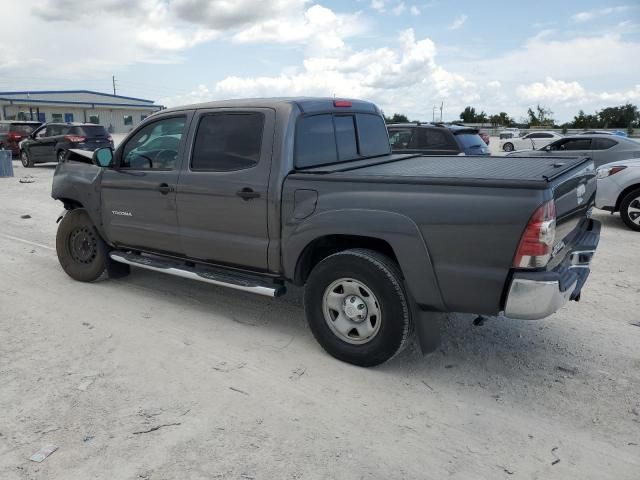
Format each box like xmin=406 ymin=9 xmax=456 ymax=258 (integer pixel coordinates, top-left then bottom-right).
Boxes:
xmin=595 ymin=158 xmax=640 ymax=231
xmin=0 ymin=121 xmax=42 ymax=156
xmin=52 ymin=97 xmax=599 ymax=366
xmin=499 ymin=127 xmax=520 ymax=139
xmin=507 ymin=134 xmax=640 ymax=167
xmin=387 ymin=123 xmax=490 ymax=155
xmin=500 ymin=131 xmax=562 ymax=152
xmin=479 ymin=131 xmax=490 ymax=145
xmin=19 ymin=122 xmax=113 ymax=167
xmin=579 ymin=130 xmax=628 ymax=137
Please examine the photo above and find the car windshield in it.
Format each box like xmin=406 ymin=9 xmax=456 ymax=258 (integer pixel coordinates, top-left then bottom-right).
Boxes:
xmin=456 ymin=133 xmax=486 ymax=149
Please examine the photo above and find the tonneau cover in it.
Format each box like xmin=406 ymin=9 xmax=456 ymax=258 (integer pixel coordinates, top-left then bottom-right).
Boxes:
xmin=295 ymin=154 xmax=592 ymax=185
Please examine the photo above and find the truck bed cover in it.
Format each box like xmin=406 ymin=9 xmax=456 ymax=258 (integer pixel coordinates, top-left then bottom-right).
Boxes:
xmin=292 ymin=154 xmax=592 ymax=189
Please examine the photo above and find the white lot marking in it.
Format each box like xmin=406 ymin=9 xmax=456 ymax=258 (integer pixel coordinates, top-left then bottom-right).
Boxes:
xmin=0 ymin=234 xmax=55 ymax=251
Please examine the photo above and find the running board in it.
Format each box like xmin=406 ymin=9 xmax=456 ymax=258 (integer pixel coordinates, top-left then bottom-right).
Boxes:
xmin=109 ymin=252 xmax=284 ymax=297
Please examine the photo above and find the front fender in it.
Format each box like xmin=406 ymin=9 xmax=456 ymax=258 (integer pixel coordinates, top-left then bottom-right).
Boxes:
xmin=282 ymin=209 xmax=446 ymax=311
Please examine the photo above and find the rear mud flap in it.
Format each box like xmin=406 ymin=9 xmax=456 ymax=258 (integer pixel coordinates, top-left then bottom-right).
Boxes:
xmin=414 ymin=310 xmax=443 ymax=355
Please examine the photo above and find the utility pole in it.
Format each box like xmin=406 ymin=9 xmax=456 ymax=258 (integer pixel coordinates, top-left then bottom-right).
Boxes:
xmin=432 ymin=106 xmax=436 ymax=122
xmin=112 ymin=75 xmax=117 ymax=96
xmin=440 ymin=102 xmax=444 ymax=122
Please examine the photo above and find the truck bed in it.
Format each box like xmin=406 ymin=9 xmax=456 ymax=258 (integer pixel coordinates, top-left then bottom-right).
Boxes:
xmin=294 ymin=154 xmax=591 ymax=188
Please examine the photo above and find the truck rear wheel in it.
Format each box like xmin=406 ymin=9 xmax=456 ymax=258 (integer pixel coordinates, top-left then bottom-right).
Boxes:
xmin=304 ymin=249 xmax=412 ymax=367
xmin=56 ymin=209 xmax=113 ymax=282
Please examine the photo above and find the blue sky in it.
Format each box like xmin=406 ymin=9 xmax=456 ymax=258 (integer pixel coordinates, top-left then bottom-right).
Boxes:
xmin=1 ymin=0 xmax=638 ymax=122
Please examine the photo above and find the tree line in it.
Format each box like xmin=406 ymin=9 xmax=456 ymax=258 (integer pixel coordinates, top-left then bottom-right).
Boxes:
xmin=385 ymin=103 xmax=639 ymax=133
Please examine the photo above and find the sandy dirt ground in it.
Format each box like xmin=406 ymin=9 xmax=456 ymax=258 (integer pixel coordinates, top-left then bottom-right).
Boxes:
xmin=1 ymin=161 xmax=639 ymax=480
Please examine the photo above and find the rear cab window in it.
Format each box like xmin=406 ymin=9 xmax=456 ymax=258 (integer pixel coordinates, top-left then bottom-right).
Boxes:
xmin=295 ymin=113 xmax=390 ymax=168
xmin=69 ymin=125 xmax=108 ymax=137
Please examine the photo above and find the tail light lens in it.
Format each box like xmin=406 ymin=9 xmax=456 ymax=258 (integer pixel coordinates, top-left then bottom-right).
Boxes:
xmin=596 ymin=166 xmax=626 ymax=179
xmin=7 ymin=132 xmax=22 ymax=141
xmin=513 ymin=200 xmax=556 ymax=268
xmin=64 ymin=135 xmax=86 ymax=143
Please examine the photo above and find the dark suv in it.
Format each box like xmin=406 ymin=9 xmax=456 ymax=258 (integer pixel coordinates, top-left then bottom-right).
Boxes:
xmin=0 ymin=121 xmax=42 ymax=156
xmin=387 ymin=123 xmax=490 ymax=156
xmin=20 ymin=123 xmax=113 ymax=167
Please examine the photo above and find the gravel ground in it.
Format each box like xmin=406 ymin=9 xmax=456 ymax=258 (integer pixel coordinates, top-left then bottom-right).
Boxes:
xmin=1 ymin=162 xmax=639 ymax=480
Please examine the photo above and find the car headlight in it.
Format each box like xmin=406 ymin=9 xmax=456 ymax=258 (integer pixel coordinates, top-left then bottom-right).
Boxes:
xmin=596 ymin=166 xmax=626 ymax=179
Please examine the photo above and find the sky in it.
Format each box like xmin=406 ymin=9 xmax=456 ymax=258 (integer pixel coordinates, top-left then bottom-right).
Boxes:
xmin=0 ymin=0 xmax=639 ymax=122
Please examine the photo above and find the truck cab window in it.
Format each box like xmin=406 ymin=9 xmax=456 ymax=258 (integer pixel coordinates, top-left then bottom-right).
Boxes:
xmin=191 ymin=113 xmax=264 ymax=171
xmin=121 ymin=116 xmax=185 ymax=170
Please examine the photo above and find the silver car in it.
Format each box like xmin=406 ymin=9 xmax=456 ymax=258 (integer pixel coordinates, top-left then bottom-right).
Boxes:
xmin=507 ymin=134 xmax=640 ymax=167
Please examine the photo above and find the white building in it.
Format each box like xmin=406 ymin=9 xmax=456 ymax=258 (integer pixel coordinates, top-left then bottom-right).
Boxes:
xmin=0 ymin=90 xmax=163 ymax=134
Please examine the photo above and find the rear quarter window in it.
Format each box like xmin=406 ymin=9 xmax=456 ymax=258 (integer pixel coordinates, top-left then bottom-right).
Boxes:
xmin=455 ymin=133 xmax=485 ymax=149
xmin=76 ymin=125 xmax=108 ymax=137
xmin=295 ymin=113 xmax=390 ymax=168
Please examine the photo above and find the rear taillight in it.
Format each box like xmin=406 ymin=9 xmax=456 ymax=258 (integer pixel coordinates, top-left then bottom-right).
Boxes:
xmin=7 ymin=132 xmax=22 ymax=141
xmin=513 ymin=200 xmax=556 ymax=268
xmin=64 ymin=135 xmax=86 ymax=143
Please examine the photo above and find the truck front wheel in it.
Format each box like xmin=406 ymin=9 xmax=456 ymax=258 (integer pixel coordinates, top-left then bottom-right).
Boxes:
xmin=304 ymin=249 xmax=412 ymax=367
xmin=56 ymin=209 xmax=113 ymax=282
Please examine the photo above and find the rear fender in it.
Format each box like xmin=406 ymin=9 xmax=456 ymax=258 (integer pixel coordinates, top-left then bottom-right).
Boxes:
xmin=283 ymin=209 xmax=446 ymax=311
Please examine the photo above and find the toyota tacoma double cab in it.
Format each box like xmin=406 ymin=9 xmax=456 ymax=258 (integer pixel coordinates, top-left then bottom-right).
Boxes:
xmin=52 ymin=98 xmax=600 ymax=366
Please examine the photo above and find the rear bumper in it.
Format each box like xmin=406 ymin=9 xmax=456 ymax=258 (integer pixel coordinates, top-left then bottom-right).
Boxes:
xmin=504 ymin=219 xmax=600 ymax=320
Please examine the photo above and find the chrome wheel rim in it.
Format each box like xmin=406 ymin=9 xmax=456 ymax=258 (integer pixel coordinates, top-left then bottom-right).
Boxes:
xmin=21 ymin=151 xmax=28 ymax=167
xmin=322 ymin=278 xmax=381 ymax=345
xmin=58 ymin=151 xmax=65 ymax=162
xmin=628 ymin=196 xmax=640 ymax=225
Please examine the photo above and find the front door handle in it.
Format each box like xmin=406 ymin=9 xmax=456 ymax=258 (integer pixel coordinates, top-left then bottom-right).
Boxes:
xmin=157 ymin=183 xmax=174 ymax=195
xmin=236 ymin=188 xmax=260 ymax=200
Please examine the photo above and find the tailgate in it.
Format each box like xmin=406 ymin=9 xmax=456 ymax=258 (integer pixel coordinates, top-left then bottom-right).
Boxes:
xmin=547 ymin=158 xmax=597 ymax=269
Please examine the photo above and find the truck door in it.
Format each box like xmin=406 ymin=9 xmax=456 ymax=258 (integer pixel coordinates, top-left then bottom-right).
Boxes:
xmin=176 ymin=108 xmax=275 ymax=270
xmin=100 ymin=113 xmax=191 ymax=254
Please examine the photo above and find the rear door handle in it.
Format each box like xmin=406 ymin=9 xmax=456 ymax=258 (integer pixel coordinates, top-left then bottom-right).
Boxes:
xmin=157 ymin=183 xmax=174 ymax=194
xmin=236 ymin=188 xmax=260 ymax=200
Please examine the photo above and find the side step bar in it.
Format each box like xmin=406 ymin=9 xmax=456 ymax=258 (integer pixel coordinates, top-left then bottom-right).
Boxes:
xmin=109 ymin=252 xmax=284 ymax=297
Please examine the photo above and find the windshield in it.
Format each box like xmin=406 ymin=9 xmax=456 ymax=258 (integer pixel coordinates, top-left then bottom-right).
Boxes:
xmin=456 ymin=133 xmax=486 ymax=149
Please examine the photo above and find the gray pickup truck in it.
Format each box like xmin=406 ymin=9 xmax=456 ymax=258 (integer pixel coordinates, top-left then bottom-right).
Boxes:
xmin=52 ymin=98 xmax=600 ymax=366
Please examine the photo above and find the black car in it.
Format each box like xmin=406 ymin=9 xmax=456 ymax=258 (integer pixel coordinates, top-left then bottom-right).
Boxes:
xmin=19 ymin=122 xmax=114 ymax=167
xmin=0 ymin=121 xmax=42 ymax=156
xmin=387 ymin=122 xmax=490 ymax=156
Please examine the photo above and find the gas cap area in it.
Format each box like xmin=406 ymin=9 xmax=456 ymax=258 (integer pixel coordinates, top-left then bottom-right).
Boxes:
xmin=293 ymin=189 xmax=318 ymax=220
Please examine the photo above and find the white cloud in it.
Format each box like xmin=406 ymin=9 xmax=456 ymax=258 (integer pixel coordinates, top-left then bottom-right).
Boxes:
xmin=571 ymin=5 xmax=632 ymax=22
xmin=517 ymin=77 xmax=640 ymax=106
xmin=448 ymin=14 xmax=468 ymax=30
xmin=410 ymin=5 xmax=421 ymax=15
xmin=161 ymin=28 xmax=480 ymax=119
xmin=487 ymin=80 xmax=501 ymax=88
xmin=370 ymin=0 xmax=385 ymax=12
xmin=392 ymin=2 xmax=406 ymax=15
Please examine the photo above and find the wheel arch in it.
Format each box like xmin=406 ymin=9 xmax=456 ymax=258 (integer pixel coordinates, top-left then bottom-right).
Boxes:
xmin=284 ymin=209 xmax=446 ymax=311
xmin=615 ymin=183 xmax=640 ymax=211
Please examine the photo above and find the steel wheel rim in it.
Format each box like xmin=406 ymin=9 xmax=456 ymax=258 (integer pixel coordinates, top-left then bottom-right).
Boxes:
xmin=628 ymin=196 xmax=640 ymax=225
xmin=68 ymin=227 xmax=98 ymax=264
xmin=322 ymin=278 xmax=382 ymax=345
xmin=58 ymin=151 xmax=65 ymax=162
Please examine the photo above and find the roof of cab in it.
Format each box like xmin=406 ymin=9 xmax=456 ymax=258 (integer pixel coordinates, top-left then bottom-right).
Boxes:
xmin=158 ymin=97 xmax=380 ymax=115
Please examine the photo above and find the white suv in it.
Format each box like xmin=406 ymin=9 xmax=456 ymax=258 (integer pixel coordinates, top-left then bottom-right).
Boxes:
xmin=500 ymin=131 xmax=562 ymax=152
xmin=596 ymin=158 xmax=640 ymax=231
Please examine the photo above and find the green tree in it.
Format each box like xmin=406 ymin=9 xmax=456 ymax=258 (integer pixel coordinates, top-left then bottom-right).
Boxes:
xmin=384 ymin=113 xmax=409 ymax=123
xmin=527 ymin=105 xmax=554 ymax=126
xmin=460 ymin=106 xmax=477 ymax=122
xmin=598 ymin=104 xmax=639 ymax=128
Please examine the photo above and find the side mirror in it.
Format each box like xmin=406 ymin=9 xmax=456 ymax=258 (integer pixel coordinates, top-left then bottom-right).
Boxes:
xmin=93 ymin=147 xmax=114 ymax=167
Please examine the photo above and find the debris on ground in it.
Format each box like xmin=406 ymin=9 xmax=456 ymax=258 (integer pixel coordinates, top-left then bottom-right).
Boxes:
xmin=289 ymin=367 xmax=306 ymax=380
xmin=472 ymin=316 xmax=487 ymax=326
xmin=20 ymin=214 xmax=31 ymax=219
xmin=551 ymin=446 xmax=561 ymax=466
xmin=133 ymin=422 xmax=181 ymax=435
xmin=498 ymin=465 xmax=514 ymax=475
xmin=229 ymin=386 xmax=249 ymax=396
xmin=556 ymin=366 xmax=578 ymax=376
xmin=29 ymin=445 xmax=58 ymax=462
xmin=630 ymin=321 xmax=640 ymax=328
xmin=19 ymin=176 xmax=35 ymax=184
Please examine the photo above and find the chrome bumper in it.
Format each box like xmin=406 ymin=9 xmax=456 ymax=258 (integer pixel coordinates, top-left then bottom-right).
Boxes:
xmin=504 ymin=241 xmax=598 ymax=320
xmin=504 ymin=277 xmax=578 ymax=320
